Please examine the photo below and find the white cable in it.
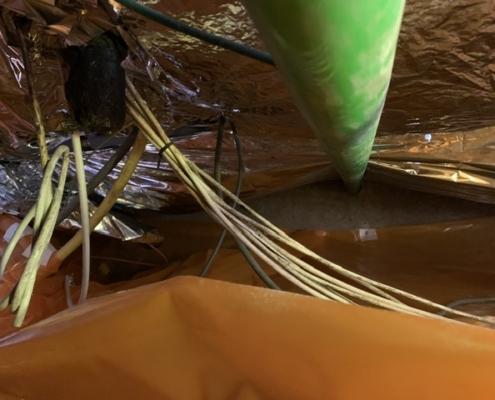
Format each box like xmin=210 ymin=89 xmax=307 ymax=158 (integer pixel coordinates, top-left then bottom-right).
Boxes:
xmin=70 ymin=132 xmax=91 ymax=305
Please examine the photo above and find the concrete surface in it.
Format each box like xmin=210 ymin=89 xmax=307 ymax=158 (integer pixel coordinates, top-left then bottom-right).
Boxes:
xmin=161 ymin=180 xmax=495 ymax=231
xmin=245 ymin=180 xmax=495 ymax=230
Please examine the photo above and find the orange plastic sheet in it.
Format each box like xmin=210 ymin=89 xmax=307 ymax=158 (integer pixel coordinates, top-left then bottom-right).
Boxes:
xmin=1 ymin=216 xmax=495 ymax=397
xmin=0 ymin=277 xmax=495 ymax=399
xmin=165 ymin=219 xmax=495 ymax=311
xmin=3 ymin=215 xmax=495 ymax=334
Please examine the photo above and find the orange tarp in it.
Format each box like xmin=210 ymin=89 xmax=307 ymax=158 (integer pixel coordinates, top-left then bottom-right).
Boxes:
xmin=1 ymin=217 xmax=495 ymax=398
xmin=0 ymin=277 xmax=494 ymax=399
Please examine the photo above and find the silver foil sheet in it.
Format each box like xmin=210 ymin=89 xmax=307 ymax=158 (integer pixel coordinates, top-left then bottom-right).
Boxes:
xmin=0 ymin=0 xmax=493 ymax=238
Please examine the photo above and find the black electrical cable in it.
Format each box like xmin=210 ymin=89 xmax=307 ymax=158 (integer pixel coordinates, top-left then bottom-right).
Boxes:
xmin=229 ymin=120 xmax=279 ymax=289
xmin=157 ymin=141 xmax=176 ymax=170
xmin=115 ymin=0 xmax=274 ymax=66
xmin=200 ymin=116 xmax=226 ymax=277
xmin=213 ymin=116 xmax=226 ymax=185
xmin=57 ymin=129 xmax=137 ymax=224
xmin=200 ymin=117 xmax=280 ymax=290
xmin=437 ymin=297 xmax=495 ymax=317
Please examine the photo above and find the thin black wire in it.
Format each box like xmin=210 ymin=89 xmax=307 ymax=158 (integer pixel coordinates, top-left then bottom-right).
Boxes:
xmin=213 ymin=115 xmax=226 ymax=184
xmin=57 ymin=129 xmax=137 ymax=224
xmin=437 ymin=297 xmax=495 ymax=317
xmin=200 ymin=116 xmax=227 ymax=277
xmin=115 ymin=0 xmax=274 ymax=66
xmin=157 ymin=141 xmax=176 ymax=170
xmin=64 ymin=129 xmax=138 ymax=308
xmin=200 ymin=118 xmax=279 ymax=290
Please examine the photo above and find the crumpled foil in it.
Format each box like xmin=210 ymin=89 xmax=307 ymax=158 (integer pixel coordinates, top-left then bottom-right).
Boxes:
xmin=370 ymin=127 xmax=495 ymax=204
xmin=109 ymin=126 xmax=495 ymax=208
xmin=59 ymin=203 xmax=145 ymax=241
xmin=0 ymin=156 xmax=146 ymax=240
xmin=0 ymin=0 xmax=494 ymax=236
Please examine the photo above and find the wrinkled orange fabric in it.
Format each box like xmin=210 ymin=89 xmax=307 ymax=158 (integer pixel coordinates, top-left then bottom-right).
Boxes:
xmin=0 ymin=277 xmax=494 ymax=400
xmin=2 ymin=216 xmax=495 ymax=334
xmin=0 ymin=215 xmax=61 ymax=330
xmin=1 ymin=216 xmax=495 ymax=398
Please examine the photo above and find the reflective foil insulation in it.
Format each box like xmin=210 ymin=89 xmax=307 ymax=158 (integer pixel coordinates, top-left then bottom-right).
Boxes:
xmin=1 ymin=4 xmax=495 ymax=394
xmin=0 ymin=0 xmax=495 ymax=240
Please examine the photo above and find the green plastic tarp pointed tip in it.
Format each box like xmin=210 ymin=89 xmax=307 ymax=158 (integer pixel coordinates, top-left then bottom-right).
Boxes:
xmin=244 ymin=0 xmax=405 ymax=190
